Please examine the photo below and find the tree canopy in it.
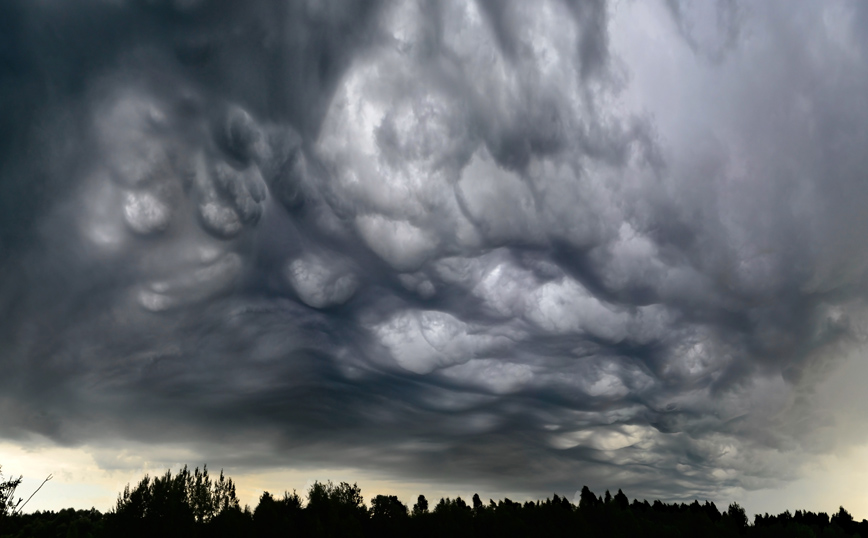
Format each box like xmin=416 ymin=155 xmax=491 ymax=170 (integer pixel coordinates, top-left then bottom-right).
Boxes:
xmin=3 ymin=465 xmax=868 ymax=538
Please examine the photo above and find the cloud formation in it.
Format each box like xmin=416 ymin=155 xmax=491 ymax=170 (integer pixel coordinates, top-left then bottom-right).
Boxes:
xmin=2 ymin=0 xmax=868 ymax=502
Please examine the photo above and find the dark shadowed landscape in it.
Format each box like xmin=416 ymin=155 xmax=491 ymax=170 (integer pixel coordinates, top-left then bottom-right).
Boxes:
xmin=3 ymin=466 xmax=868 ymax=537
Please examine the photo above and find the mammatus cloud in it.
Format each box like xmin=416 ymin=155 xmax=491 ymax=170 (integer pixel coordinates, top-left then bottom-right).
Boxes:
xmin=2 ymin=0 xmax=868 ymax=503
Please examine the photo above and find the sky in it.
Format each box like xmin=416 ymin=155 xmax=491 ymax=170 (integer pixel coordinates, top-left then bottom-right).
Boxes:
xmin=4 ymin=0 xmax=868 ymax=519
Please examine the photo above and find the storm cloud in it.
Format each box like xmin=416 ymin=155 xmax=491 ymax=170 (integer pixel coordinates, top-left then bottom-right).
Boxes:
xmin=2 ymin=0 xmax=868 ymax=503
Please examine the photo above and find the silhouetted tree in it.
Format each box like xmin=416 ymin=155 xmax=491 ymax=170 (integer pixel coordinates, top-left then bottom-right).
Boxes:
xmin=106 ymin=465 xmax=239 ymax=538
xmin=702 ymin=500 xmax=721 ymax=522
xmin=15 ymin=469 xmax=868 ymax=538
xmin=579 ymin=486 xmax=598 ymax=510
xmin=205 ymin=504 xmax=252 ymax=538
xmin=0 ymin=466 xmax=22 ymax=521
xmin=253 ymin=490 xmax=302 ymax=537
xmin=725 ymin=501 xmax=748 ymax=534
xmin=832 ymin=505 xmax=856 ymax=535
xmin=614 ymin=489 xmax=629 ymax=510
xmin=413 ymin=494 xmax=429 ymax=516
xmin=370 ymin=495 xmax=408 ymax=538
xmin=109 ymin=469 xmax=194 ymax=538
xmin=0 ymin=507 xmax=105 ymax=538
xmin=305 ymin=481 xmax=367 ymax=537
xmin=431 ymin=497 xmax=473 ymax=538
xmin=370 ymin=495 xmax=407 ymax=521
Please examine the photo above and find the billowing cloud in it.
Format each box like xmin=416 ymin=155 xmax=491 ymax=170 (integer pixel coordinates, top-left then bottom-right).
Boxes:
xmin=2 ymin=0 xmax=868 ymax=504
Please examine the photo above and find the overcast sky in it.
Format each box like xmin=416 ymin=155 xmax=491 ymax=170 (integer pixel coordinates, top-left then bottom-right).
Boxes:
xmin=4 ymin=0 xmax=868 ymax=517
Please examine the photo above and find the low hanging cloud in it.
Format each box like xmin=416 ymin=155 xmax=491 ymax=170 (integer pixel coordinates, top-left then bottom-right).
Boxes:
xmin=2 ymin=0 xmax=868 ymax=503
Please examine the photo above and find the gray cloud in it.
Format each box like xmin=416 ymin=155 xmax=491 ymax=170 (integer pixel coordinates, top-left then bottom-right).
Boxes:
xmin=2 ymin=0 xmax=868 ymax=504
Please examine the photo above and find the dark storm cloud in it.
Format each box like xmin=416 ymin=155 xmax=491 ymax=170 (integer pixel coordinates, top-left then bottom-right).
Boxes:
xmin=2 ymin=0 xmax=868 ymax=502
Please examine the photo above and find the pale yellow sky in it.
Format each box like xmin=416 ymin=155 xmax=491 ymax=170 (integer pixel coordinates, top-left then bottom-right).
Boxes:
xmin=6 ymin=437 xmax=868 ymax=521
xmin=9 ymin=348 xmax=868 ymax=520
xmin=1 ymin=440 xmax=522 ymax=516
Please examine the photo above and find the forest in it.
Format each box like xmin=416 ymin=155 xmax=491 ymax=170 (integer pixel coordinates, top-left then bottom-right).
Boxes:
xmin=2 ymin=465 xmax=867 ymax=537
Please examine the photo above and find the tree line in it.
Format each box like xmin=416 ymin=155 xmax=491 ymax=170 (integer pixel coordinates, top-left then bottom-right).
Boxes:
xmin=2 ymin=464 xmax=868 ymax=537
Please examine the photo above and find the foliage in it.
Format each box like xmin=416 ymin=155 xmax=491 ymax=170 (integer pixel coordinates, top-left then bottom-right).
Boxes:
xmin=252 ymin=490 xmax=301 ymax=538
xmin=370 ymin=495 xmax=408 ymax=538
xmin=305 ymin=480 xmax=368 ymax=537
xmin=5 ymin=464 xmax=868 ymax=537
xmin=0 ymin=466 xmax=23 ymax=521
xmin=0 ymin=466 xmax=56 ymax=536
xmin=1 ymin=507 xmax=104 ymax=538
xmin=104 ymin=465 xmax=240 ymax=538
xmin=413 ymin=494 xmax=429 ymax=516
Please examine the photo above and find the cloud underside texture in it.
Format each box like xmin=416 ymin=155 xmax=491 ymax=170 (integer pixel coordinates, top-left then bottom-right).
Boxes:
xmin=2 ymin=0 xmax=868 ymax=501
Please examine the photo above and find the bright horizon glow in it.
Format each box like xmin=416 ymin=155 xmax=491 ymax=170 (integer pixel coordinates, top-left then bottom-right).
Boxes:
xmin=10 ymin=347 xmax=868 ymax=519
xmin=8 ymin=440 xmax=868 ymax=522
xmin=3 ymin=442 xmax=535 ymax=516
